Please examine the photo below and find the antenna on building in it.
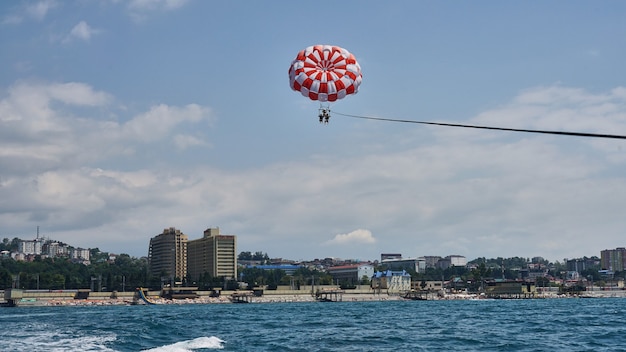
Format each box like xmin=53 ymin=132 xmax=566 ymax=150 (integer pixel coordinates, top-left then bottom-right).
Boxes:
xmin=37 ymin=226 xmax=39 ymax=240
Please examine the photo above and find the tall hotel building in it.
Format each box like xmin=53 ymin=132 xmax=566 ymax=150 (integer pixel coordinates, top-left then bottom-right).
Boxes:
xmin=187 ymin=227 xmax=237 ymax=281
xmin=148 ymin=227 xmax=188 ymax=281
xmin=601 ymin=247 xmax=626 ymax=272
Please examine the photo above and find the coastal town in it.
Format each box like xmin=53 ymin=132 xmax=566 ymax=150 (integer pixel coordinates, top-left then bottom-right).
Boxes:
xmin=1 ymin=227 xmax=626 ymax=307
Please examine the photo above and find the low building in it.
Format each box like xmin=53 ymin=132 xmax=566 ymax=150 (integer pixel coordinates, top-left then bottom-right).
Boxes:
xmin=371 ymin=270 xmax=411 ymax=293
xmin=422 ymin=256 xmax=442 ymax=269
xmin=411 ymin=280 xmax=444 ymax=292
xmin=18 ymin=239 xmax=43 ymax=255
xmin=380 ymin=253 xmax=402 ymax=261
xmin=327 ymin=263 xmax=374 ymax=285
xmin=484 ymin=280 xmax=536 ymax=298
xmin=447 ymin=255 xmax=467 ymax=267
xmin=245 ymin=264 xmax=302 ymax=276
xmin=70 ymin=247 xmax=90 ymax=262
xmin=381 ymin=257 xmax=423 ymax=273
xmin=437 ymin=255 xmax=467 ymax=269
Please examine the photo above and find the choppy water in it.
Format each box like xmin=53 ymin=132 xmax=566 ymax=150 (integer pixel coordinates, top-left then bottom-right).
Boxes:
xmin=1 ymin=298 xmax=626 ymax=351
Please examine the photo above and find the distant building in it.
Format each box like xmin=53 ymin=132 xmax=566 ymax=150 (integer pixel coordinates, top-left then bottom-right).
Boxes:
xmin=187 ymin=227 xmax=237 ymax=281
xmin=436 ymin=257 xmax=451 ymax=269
xmin=18 ymin=239 xmax=43 ymax=255
xmin=485 ymin=280 xmax=537 ymax=298
xmin=17 ymin=238 xmax=78 ymax=259
xmin=422 ymin=256 xmax=442 ymax=269
xmin=566 ymin=257 xmax=600 ymax=273
xmin=531 ymin=256 xmax=546 ymax=264
xmin=12 ymin=252 xmax=26 ymax=261
xmin=601 ymin=248 xmax=626 ymax=272
xmin=411 ymin=280 xmax=444 ymax=292
xmin=43 ymin=241 xmax=70 ymax=257
xmin=381 ymin=253 xmax=402 ymax=261
xmin=381 ymin=257 xmax=423 ymax=273
xmin=435 ymin=255 xmax=467 ymax=270
xmin=245 ymin=264 xmax=301 ymax=276
xmin=327 ymin=263 xmax=374 ymax=285
xmin=70 ymin=247 xmax=91 ymax=262
xmin=148 ymin=227 xmax=189 ymax=282
xmin=447 ymin=255 xmax=467 ymax=267
xmin=371 ymin=270 xmax=411 ymax=293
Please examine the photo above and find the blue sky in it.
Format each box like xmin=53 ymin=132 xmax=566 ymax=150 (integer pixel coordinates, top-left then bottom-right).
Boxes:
xmin=2 ymin=0 xmax=626 ymax=263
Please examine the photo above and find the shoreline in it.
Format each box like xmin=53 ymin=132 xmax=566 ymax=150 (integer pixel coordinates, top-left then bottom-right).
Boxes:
xmin=4 ymin=290 xmax=626 ymax=307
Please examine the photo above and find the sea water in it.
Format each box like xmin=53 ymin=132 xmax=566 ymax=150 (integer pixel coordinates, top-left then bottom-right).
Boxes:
xmin=1 ymin=298 xmax=626 ymax=351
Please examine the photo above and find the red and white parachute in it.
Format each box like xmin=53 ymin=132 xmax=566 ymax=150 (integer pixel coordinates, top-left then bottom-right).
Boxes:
xmin=289 ymin=45 xmax=362 ymax=103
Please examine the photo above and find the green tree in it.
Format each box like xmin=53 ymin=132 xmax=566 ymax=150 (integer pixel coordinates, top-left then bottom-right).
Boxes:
xmin=0 ymin=237 xmax=20 ymax=252
xmin=0 ymin=267 xmax=12 ymax=287
xmin=0 ymin=238 xmax=9 ymax=251
xmin=252 ymin=251 xmax=270 ymax=262
xmin=0 ymin=251 xmax=150 ymax=291
xmin=238 ymin=251 xmax=252 ymax=261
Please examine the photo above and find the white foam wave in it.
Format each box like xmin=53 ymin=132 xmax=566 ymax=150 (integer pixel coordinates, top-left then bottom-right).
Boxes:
xmin=143 ymin=336 xmax=225 ymax=351
xmin=2 ymin=329 xmax=118 ymax=352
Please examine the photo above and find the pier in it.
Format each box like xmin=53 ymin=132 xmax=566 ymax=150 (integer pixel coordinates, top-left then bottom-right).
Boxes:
xmin=402 ymin=290 xmax=429 ymax=300
xmin=3 ymin=289 xmax=23 ymax=307
xmin=484 ymin=280 xmax=538 ymax=299
xmin=162 ymin=287 xmax=199 ymax=300
xmin=230 ymin=292 xmax=254 ymax=303
xmin=315 ymin=289 xmax=344 ymax=302
xmin=485 ymin=292 xmax=538 ymax=299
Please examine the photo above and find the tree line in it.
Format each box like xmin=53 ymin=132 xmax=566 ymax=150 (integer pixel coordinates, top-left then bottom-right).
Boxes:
xmin=0 ymin=248 xmax=151 ymax=291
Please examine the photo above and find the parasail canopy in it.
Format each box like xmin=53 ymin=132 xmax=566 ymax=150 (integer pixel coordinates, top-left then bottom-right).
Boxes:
xmin=289 ymin=45 xmax=362 ymax=102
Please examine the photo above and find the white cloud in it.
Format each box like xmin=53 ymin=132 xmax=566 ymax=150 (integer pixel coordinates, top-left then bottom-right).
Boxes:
xmin=2 ymin=0 xmax=57 ymax=25
xmin=128 ymin=0 xmax=188 ymax=11
xmin=122 ymin=103 xmax=212 ymax=142
xmin=0 ymin=81 xmax=213 ymax=177
xmin=26 ymin=0 xmax=58 ymax=20
xmin=47 ymin=82 xmax=112 ymax=106
xmin=472 ymin=85 xmax=626 ymax=138
xmin=126 ymin=0 xmax=189 ymax=21
xmin=2 ymin=14 xmax=23 ymax=25
xmin=174 ymin=134 xmax=210 ymax=150
xmin=2 ymin=82 xmax=626 ymax=262
xmin=13 ymin=61 xmax=33 ymax=73
xmin=64 ymin=21 xmax=100 ymax=43
xmin=325 ymin=229 xmax=377 ymax=245
xmin=0 ymin=81 xmax=111 ymax=132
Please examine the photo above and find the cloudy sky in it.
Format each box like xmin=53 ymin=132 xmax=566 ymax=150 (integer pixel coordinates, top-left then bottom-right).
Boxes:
xmin=1 ymin=1 xmax=626 ymax=262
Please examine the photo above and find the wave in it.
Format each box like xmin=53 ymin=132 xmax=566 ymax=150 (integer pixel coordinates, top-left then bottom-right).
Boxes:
xmin=143 ymin=336 xmax=225 ymax=351
xmin=2 ymin=329 xmax=118 ymax=352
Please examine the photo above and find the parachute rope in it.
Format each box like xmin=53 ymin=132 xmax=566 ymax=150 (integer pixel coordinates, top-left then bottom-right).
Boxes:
xmin=332 ymin=111 xmax=626 ymax=140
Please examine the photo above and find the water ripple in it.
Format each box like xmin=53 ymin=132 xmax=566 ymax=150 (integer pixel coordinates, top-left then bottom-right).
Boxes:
xmin=3 ymin=298 xmax=626 ymax=351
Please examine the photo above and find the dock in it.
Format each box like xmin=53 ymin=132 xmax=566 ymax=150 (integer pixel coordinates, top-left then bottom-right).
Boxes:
xmin=402 ymin=290 xmax=429 ymax=300
xmin=161 ymin=286 xmax=199 ymax=300
xmin=315 ymin=289 xmax=344 ymax=302
xmin=485 ymin=292 xmax=538 ymax=299
xmin=230 ymin=292 xmax=254 ymax=303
